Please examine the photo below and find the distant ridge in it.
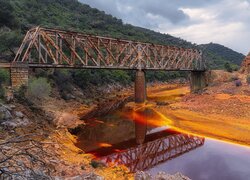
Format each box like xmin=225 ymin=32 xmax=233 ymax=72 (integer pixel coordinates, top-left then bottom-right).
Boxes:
xmin=200 ymin=43 xmax=245 ymax=69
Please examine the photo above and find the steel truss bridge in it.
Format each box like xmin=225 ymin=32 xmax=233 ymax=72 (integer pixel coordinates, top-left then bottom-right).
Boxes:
xmin=11 ymin=27 xmax=206 ymax=71
xmin=96 ymin=131 xmax=205 ymax=172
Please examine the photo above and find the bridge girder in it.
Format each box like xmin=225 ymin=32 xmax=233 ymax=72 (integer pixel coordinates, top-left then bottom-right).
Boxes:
xmin=12 ymin=27 xmax=206 ymax=71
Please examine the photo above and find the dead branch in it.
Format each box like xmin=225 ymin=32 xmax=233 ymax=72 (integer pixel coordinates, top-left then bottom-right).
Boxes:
xmin=0 ymin=134 xmax=56 ymax=180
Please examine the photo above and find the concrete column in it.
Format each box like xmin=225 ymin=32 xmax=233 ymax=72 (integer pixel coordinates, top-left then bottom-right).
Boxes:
xmin=11 ymin=63 xmax=29 ymax=89
xmin=135 ymin=70 xmax=146 ymax=103
xmin=190 ymin=71 xmax=206 ymax=93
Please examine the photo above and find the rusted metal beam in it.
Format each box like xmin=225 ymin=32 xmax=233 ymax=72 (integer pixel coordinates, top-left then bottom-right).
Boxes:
xmin=11 ymin=27 xmax=206 ymax=71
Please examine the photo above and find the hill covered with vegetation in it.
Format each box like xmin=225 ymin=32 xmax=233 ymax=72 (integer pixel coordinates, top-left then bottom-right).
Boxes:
xmin=0 ymin=0 xmax=246 ymax=91
xmin=200 ymin=43 xmax=245 ymax=69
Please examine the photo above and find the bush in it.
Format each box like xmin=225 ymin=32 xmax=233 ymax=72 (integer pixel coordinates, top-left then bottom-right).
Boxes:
xmin=224 ymin=62 xmax=233 ymax=72
xmin=27 ymin=78 xmax=51 ymax=101
xmin=0 ymin=86 xmax=5 ymax=99
xmin=0 ymin=69 xmax=9 ymax=86
xmin=53 ymin=69 xmax=72 ymax=92
xmin=0 ymin=69 xmax=9 ymax=99
xmin=247 ymin=75 xmax=250 ymax=85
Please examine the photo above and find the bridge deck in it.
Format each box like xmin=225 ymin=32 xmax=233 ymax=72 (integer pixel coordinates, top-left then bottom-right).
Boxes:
xmin=0 ymin=63 xmax=206 ymax=71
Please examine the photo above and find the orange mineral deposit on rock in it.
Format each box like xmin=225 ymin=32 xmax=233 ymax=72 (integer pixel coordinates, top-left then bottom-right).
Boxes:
xmin=241 ymin=51 xmax=250 ymax=73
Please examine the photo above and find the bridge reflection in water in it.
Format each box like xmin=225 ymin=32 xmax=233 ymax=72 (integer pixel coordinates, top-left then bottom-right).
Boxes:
xmin=93 ymin=129 xmax=205 ymax=172
xmin=75 ymin=107 xmax=205 ymax=172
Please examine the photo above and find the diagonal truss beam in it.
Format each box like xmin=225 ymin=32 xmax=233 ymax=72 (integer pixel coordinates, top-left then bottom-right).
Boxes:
xmin=12 ymin=27 xmax=206 ymax=71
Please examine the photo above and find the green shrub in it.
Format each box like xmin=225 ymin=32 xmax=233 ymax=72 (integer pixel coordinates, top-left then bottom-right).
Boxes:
xmin=0 ymin=86 xmax=5 ymax=99
xmin=53 ymin=69 xmax=72 ymax=88
xmin=110 ymin=70 xmax=131 ymax=85
xmin=247 ymin=75 xmax=250 ymax=85
xmin=224 ymin=62 xmax=233 ymax=72
xmin=27 ymin=77 xmax=51 ymax=101
xmin=231 ymin=64 xmax=240 ymax=71
xmin=0 ymin=69 xmax=9 ymax=99
xmin=0 ymin=69 xmax=9 ymax=86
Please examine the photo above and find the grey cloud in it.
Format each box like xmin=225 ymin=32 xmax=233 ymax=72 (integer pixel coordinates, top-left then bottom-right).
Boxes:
xmin=79 ymin=0 xmax=223 ymax=27
xmin=79 ymin=0 xmax=250 ymax=54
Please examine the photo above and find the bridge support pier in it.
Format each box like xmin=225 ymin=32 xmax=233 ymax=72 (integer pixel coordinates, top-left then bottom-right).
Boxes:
xmin=135 ymin=70 xmax=146 ymax=103
xmin=190 ymin=71 xmax=206 ymax=93
xmin=11 ymin=63 xmax=29 ymax=89
xmin=134 ymin=70 xmax=147 ymax=144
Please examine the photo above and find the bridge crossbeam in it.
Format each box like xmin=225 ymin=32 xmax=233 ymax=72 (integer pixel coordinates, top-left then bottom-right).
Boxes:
xmin=12 ymin=27 xmax=206 ymax=71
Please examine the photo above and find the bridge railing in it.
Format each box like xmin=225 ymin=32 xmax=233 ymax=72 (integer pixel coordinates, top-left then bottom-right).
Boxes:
xmin=12 ymin=27 xmax=206 ymax=71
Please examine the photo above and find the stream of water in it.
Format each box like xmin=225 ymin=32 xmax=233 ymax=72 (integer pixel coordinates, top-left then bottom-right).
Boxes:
xmin=74 ymin=107 xmax=250 ymax=180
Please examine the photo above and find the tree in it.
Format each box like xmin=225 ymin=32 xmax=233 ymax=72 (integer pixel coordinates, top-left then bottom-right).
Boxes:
xmin=0 ymin=0 xmax=18 ymax=28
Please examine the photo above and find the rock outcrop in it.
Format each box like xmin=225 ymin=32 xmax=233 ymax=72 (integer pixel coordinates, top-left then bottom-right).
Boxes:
xmin=0 ymin=103 xmax=30 ymax=129
xmin=241 ymin=52 xmax=250 ymax=73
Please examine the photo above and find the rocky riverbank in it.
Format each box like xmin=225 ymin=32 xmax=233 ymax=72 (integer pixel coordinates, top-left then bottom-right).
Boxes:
xmin=0 ymin=82 xmax=190 ymax=179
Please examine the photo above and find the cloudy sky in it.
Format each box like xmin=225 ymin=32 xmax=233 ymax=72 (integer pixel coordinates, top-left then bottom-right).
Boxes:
xmin=79 ymin=0 xmax=250 ymax=55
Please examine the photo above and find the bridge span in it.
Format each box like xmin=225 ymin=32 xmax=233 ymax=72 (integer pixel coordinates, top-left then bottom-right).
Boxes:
xmin=1 ymin=26 xmax=207 ymax=98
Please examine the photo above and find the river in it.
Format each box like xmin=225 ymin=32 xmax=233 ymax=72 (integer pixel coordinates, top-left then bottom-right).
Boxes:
xmin=74 ymin=106 xmax=250 ymax=180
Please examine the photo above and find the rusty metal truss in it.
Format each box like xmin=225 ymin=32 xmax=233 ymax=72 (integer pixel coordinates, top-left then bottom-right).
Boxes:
xmin=98 ymin=133 xmax=204 ymax=172
xmin=12 ymin=27 xmax=206 ymax=71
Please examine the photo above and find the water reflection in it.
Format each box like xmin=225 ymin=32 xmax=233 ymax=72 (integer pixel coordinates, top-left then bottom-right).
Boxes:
xmin=75 ymin=107 xmax=204 ymax=172
xmin=75 ymin=107 xmax=168 ymax=151
xmin=95 ymin=129 xmax=204 ymax=172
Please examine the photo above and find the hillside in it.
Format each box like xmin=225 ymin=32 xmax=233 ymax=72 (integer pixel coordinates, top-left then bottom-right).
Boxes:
xmin=0 ymin=0 xmax=245 ymax=69
xmin=200 ymin=43 xmax=245 ymax=69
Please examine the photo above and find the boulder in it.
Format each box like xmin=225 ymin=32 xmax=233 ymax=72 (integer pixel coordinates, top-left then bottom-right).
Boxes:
xmin=0 ymin=105 xmax=12 ymax=121
xmin=235 ymin=80 xmax=242 ymax=87
xmin=1 ymin=117 xmax=30 ymax=129
xmin=15 ymin=111 xmax=25 ymax=118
